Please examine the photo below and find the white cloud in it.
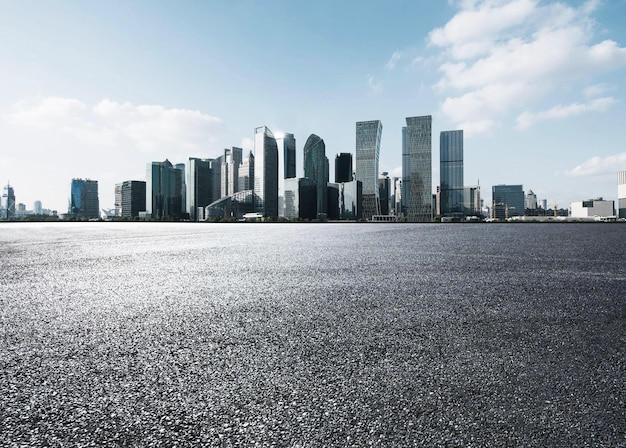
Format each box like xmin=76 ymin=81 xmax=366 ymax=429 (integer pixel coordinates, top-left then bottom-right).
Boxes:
xmin=584 ymin=83 xmax=611 ymax=98
xmin=566 ymin=152 xmax=626 ymax=177
xmin=367 ymin=75 xmax=383 ymax=94
xmin=516 ymin=97 xmax=618 ymax=129
xmin=428 ymin=0 xmax=626 ymax=135
xmin=385 ymin=51 xmax=403 ymax=70
xmin=8 ymin=97 xmax=223 ymax=155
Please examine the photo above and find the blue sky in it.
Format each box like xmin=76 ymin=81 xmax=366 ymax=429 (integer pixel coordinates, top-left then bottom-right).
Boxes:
xmin=1 ymin=0 xmax=625 ymax=213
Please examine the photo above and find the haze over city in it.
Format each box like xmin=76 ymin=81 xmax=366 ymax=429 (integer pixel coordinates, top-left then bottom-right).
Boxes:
xmin=1 ymin=0 xmax=626 ymax=213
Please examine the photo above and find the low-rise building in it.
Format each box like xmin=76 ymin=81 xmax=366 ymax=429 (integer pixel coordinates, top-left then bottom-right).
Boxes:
xmin=571 ymin=198 xmax=614 ymax=218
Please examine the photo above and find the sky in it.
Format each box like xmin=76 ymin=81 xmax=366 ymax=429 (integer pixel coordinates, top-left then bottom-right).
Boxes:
xmin=1 ymin=0 xmax=626 ymax=213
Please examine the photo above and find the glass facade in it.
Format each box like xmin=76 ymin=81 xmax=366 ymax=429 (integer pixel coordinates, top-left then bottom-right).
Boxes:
xmin=254 ymin=126 xmax=279 ymax=218
xmin=335 ymin=153 xmax=353 ymax=183
xmin=402 ymin=116 xmax=432 ymax=222
xmin=187 ymin=158 xmax=213 ymax=221
xmin=1 ymin=184 xmax=16 ymax=219
xmin=276 ymin=134 xmax=296 ymax=218
xmin=284 ymin=177 xmax=317 ymax=220
xmin=206 ymin=189 xmax=256 ymax=220
xmin=147 ymin=160 xmax=183 ymax=219
xmin=238 ymin=152 xmax=254 ymax=192
xmin=221 ymin=147 xmax=243 ymax=198
xmin=355 ymin=120 xmax=382 ymax=220
xmin=492 ymin=184 xmax=524 ymax=219
xmin=69 ymin=178 xmax=99 ymax=219
xmin=440 ymin=130 xmax=464 ymax=218
xmin=303 ymin=134 xmax=328 ymax=218
xmin=121 ymin=180 xmax=146 ymax=218
xmin=618 ymin=171 xmax=626 ymax=219
xmin=339 ymin=180 xmax=362 ymax=220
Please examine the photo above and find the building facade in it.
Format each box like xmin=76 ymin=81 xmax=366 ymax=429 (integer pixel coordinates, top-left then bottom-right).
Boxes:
xmin=335 ymin=153 xmax=353 ymax=183
xmin=121 ymin=180 xmax=146 ymax=218
xmin=440 ymin=130 xmax=464 ymax=218
xmin=69 ymin=178 xmax=99 ymax=219
xmin=276 ymin=134 xmax=296 ymax=218
xmin=284 ymin=177 xmax=317 ymax=220
xmin=339 ymin=180 xmax=362 ymax=220
xmin=355 ymin=120 xmax=382 ymax=220
xmin=619 ymin=171 xmax=626 ymax=219
xmin=221 ymin=147 xmax=243 ymax=198
xmin=378 ymin=172 xmax=390 ymax=215
xmin=571 ymin=198 xmax=614 ymax=218
xmin=402 ymin=116 xmax=432 ymax=222
xmin=1 ymin=183 xmax=16 ymax=219
xmin=303 ymin=134 xmax=328 ymax=218
xmin=254 ymin=126 xmax=279 ymax=218
xmin=492 ymin=184 xmax=524 ymax=219
xmin=238 ymin=151 xmax=255 ymax=192
xmin=147 ymin=160 xmax=184 ymax=219
xmin=187 ymin=158 xmax=214 ymax=221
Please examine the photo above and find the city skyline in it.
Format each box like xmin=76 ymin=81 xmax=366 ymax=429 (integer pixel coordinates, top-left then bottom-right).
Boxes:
xmin=1 ymin=1 xmax=626 ymax=212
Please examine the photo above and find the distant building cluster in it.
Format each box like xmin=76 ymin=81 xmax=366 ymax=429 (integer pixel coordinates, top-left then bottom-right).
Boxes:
xmin=3 ymin=122 xmax=626 ymax=222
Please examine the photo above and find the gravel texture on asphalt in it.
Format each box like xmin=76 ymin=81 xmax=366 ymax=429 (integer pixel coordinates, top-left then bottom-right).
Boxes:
xmin=0 ymin=222 xmax=625 ymax=447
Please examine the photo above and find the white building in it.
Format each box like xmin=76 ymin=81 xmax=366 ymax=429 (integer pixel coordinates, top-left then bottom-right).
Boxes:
xmin=618 ymin=171 xmax=626 ymax=219
xmin=571 ymin=198 xmax=614 ymax=218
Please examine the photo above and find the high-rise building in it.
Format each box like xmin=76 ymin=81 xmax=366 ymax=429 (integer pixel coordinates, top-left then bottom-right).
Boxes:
xmin=525 ymin=189 xmax=537 ymax=210
xmin=378 ymin=172 xmax=390 ymax=215
xmin=1 ymin=183 xmax=16 ymax=219
xmin=121 ymin=180 xmax=146 ymax=218
xmin=33 ymin=200 xmax=43 ymax=215
xmin=492 ymin=184 xmax=524 ymax=219
xmin=187 ymin=158 xmax=213 ymax=221
xmin=356 ymin=120 xmax=382 ymax=220
xmin=238 ymin=151 xmax=255 ymax=192
xmin=402 ymin=116 xmax=432 ymax=222
xmin=69 ymin=178 xmax=99 ymax=219
xmin=303 ymin=134 xmax=329 ymax=218
xmin=335 ymin=153 xmax=353 ymax=183
xmin=440 ymin=130 xmax=464 ymax=218
xmin=339 ymin=180 xmax=362 ymax=220
xmin=254 ymin=126 xmax=279 ymax=218
xmin=175 ymin=163 xmax=187 ymax=216
xmin=222 ymin=147 xmax=243 ymax=198
xmin=114 ymin=183 xmax=123 ymax=217
xmin=147 ymin=160 xmax=184 ymax=219
xmin=618 ymin=171 xmax=626 ymax=219
xmin=392 ymin=177 xmax=402 ymax=215
xmin=463 ymin=185 xmax=481 ymax=217
xmin=276 ymin=133 xmax=296 ymax=218
xmin=284 ymin=177 xmax=317 ymax=220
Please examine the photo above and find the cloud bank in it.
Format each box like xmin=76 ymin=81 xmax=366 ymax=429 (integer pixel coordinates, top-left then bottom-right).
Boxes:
xmin=427 ymin=0 xmax=626 ymax=135
xmin=567 ymin=152 xmax=626 ymax=177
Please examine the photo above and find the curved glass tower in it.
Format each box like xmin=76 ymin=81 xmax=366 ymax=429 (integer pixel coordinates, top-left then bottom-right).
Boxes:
xmin=303 ymin=134 xmax=328 ymax=217
xmin=253 ymin=126 xmax=279 ymax=218
xmin=356 ymin=120 xmax=382 ymax=220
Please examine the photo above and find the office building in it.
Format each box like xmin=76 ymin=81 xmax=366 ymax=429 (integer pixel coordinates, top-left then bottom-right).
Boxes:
xmin=335 ymin=153 xmax=353 ymax=183
xmin=619 ymin=171 xmax=626 ymax=219
xmin=187 ymin=158 xmax=214 ymax=221
xmin=1 ymin=183 xmax=16 ymax=219
xmin=392 ymin=177 xmax=402 ymax=216
xmin=571 ymin=198 xmax=614 ymax=218
xmin=121 ymin=180 xmax=146 ymax=218
xmin=403 ymin=116 xmax=432 ymax=222
xmin=492 ymin=184 xmax=524 ymax=219
xmin=339 ymin=180 xmax=362 ymax=220
xmin=303 ymin=134 xmax=329 ymax=218
xmin=147 ymin=160 xmax=184 ymax=219
xmin=114 ymin=183 xmax=123 ymax=217
xmin=238 ymin=151 xmax=255 ymax=192
xmin=463 ymin=185 xmax=481 ymax=217
xmin=284 ymin=177 xmax=317 ymax=220
xmin=440 ymin=130 xmax=464 ymax=218
xmin=327 ymin=183 xmax=340 ymax=220
xmin=276 ymin=133 xmax=296 ymax=217
xmin=356 ymin=120 xmax=382 ymax=220
xmin=254 ymin=126 xmax=279 ymax=218
xmin=526 ymin=189 xmax=538 ymax=210
xmin=222 ymin=147 xmax=243 ymax=198
xmin=378 ymin=172 xmax=390 ymax=215
xmin=33 ymin=200 xmax=43 ymax=215
xmin=69 ymin=178 xmax=99 ymax=219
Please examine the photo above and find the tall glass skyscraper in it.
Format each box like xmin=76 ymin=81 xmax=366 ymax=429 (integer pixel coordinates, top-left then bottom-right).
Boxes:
xmin=238 ymin=151 xmax=254 ymax=192
xmin=440 ymin=130 xmax=464 ymax=218
xmin=254 ymin=126 xmax=279 ymax=218
xmin=121 ymin=180 xmax=146 ymax=218
xmin=402 ymin=116 xmax=432 ymax=222
xmin=1 ymin=183 xmax=16 ymax=219
xmin=492 ymin=184 xmax=524 ymax=219
xmin=303 ymin=134 xmax=328 ymax=217
xmin=356 ymin=120 xmax=382 ymax=220
xmin=276 ymin=133 xmax=296 ymax=218
xmin=187 ymin=158 xmax=214 ymax=221
xmin=147 ymin=160 xmax=183 ymax=219
xmin=69 ymin=178 xmax=99 ymax=219
xmin=221 ymin=147 xmax=243 ymax=197
xmin=335 ymin=153 xmax=353 ymax=183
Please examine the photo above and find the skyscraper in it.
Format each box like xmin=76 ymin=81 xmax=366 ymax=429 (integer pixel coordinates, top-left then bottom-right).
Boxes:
xmin=618 ymin=171 xmax=626 ymax=219
xmin=378 ymin=172 xmax=390 ymax=215
xmin=147 ymin=160 xmax=184 ymax=219
xmin=276 ymin=133 xmax=296 ymax=218
xmin=356 ymin=120 xmax=382 ymax=220
xmin=121 ymin=180 xmax=146 ymax=218
xmin=69 ymin=178 xmax=99 ymax=219
xmin=303 ymin=134 xmax=328 ymax=218
xmin=440 ymin=130 xmax=464 ymax=218
xmin=1 ymin=183 xmax=16 ymax=219
xmin=187 ymin=158 xmax=213 ymax=221
xmin=402 ymin=116 xmax=432 ymax=222
xmin=254 ymin=126 xmax=279 ymax=218
xmin=222 ymin=147 xmax=243 ymax=197
xmin=238 ymin=151 xmax=254 ymax=192
xmin=335 ymin=153 xmax=353 ymax=183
